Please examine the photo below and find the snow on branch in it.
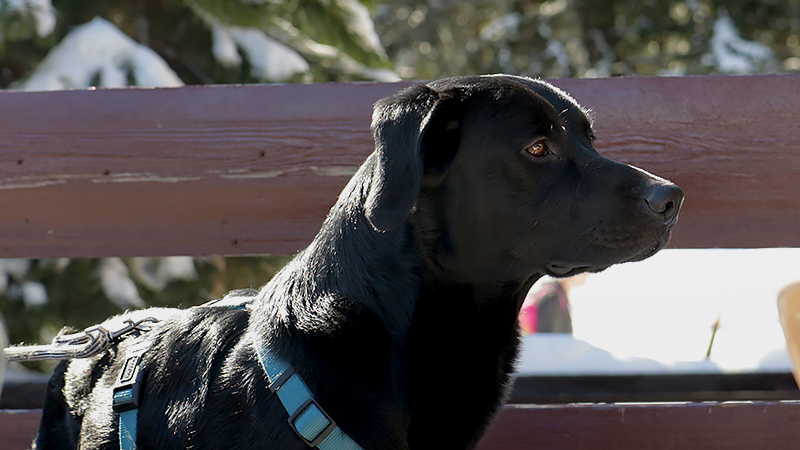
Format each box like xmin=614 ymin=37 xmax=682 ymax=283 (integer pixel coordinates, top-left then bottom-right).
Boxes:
xmin=706 ymin=12 xmax=774 ymax=74
xmin=336 ymin=0 xmax=387 ymax=58
xmin=198 ymin=4 xmax=397 ymax=82
xmin=267 ymin=17 xmax=399 ymax=82
xmin=0 ymin=0 xmax=56 ymax=37
xmin=22 ymin=17 xmax=184 ymax=91
xmin=209 ymin=18 xmax=310 ymax=82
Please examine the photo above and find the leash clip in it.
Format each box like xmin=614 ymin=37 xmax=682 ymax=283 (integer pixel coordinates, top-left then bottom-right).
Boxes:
xmin=3 ymin=316 xmax=159 ymax=362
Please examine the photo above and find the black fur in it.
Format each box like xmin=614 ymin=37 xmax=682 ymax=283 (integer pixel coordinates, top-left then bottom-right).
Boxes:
xmin=33 ymin=75 xmax=683 ymax=450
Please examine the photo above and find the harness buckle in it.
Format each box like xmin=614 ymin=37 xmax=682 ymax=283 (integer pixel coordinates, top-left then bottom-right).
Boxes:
xmin=112 ymin=348 xmax=147 ymax=413
xmin=287 ymin=397 xmax=338 ymax=447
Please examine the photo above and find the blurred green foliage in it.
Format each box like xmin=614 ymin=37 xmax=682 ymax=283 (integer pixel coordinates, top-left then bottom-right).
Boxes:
xmin=0 ymin=256 xmax=291 ymax=344
xmin=374 ymin=0 xmax=800 ymax=79
xmin=1 ymin=256 xmax=291 ymax=371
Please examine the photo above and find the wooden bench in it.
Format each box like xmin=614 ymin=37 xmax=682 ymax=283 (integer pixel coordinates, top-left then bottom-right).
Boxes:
xmin=2 ymin=74 xmax=800 ymax=449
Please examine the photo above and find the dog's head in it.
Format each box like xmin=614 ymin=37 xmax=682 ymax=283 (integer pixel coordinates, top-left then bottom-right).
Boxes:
xmin=362 ymin=75 xmax=683 ymax=283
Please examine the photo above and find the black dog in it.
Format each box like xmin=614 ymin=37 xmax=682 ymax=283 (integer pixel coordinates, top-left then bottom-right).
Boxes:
xmin=32 ymin=75 xmax=683 ymax=450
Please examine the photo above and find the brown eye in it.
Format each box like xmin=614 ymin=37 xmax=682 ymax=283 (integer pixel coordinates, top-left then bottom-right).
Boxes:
xmin=526 ymin=141 xmax=549 ymax=157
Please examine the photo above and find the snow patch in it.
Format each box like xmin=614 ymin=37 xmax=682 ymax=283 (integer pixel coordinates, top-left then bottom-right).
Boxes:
xmin=538 ymin=23 xmax=571 ymax=72
xmin=21 ymin=281 xmax=48 ymax=307
xmin=130 ymin=257 xmax=198 ymax=292
xmin=1 ymin=0 xmax=56 ymax=37
xmin=0 ymin=259 xmax=31 ymax=293
xmin=23 ymin=17 xmax=184 ymax=90
xmin=517 ymin=334 xmax=730 ymax=376
xmin=519 ymin=249 xmax=800 ymax=376
xmin=0 ymin=314 xmax=5 ymax=398
xmin=707 ymin=12 xmax=773 ymax=74
xmin=99 ymin=258 xmax=146 ymax=310
xmin=336 ymin=0 xmax=387 ymax=57
xmin=480 ymin=13 xmax=521 ymax=41
xmin=228 ymin=27 xmax=310 ymax=81
xmin=360 ymin=67 xmax=402 ymax=82
xmin=0 ymin=260 xmax=48 ymax=307
xmin=207 ymin=18 xmax=309 ymax=81
xmin=211 ymin=22 xmax=242 ymax=67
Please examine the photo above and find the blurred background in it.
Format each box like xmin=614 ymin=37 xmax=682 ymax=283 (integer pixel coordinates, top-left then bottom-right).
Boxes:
xmin=2 ymin=0 xmax=800 ymax=404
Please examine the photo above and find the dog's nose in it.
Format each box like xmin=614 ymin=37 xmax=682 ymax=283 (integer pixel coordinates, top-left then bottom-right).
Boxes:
xmin=644 ymin=183 xmax=684 ymax=224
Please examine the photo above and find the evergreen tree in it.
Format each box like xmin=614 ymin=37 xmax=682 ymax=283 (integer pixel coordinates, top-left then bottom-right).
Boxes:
xmin=1 ymin=0 xmax=396 ymax=89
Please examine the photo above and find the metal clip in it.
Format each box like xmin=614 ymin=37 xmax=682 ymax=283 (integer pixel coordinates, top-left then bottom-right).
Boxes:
xmin=3 ymin=317 xmax=159 ymax=362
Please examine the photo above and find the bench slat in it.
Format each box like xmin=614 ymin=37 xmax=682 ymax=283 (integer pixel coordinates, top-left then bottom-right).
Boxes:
xmin=5 ymin=402 xmax=800 ymax=450
xmin=0 ymin=410 xmax=38 ymax=450
xmin=478 ymin=402 xmax=800 ymax=450
xmin=2 ymin=75 xmax=799 ymax=258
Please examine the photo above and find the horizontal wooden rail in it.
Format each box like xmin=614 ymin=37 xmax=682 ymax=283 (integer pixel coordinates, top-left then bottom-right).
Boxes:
xmin=5 ymin=402 xmax=800 ymax=450
xmin=1 ymin=410 xmax=38 ymax=450
xmin=479 ymin=402 xmax=800 ymax=450
xmin=2 ymin=74 xmax=800 ymax=258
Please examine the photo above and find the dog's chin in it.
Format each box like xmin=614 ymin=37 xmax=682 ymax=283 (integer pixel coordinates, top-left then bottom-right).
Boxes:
xmin=545 ymin=229 xmax=673 ymax=278
xmin=544 ymin=262 xmax=610 ymax=278
xmin=545 ymin=262 xmax=610 ymax=278
xmin=622 ymin=229 xmax=673 ymax=264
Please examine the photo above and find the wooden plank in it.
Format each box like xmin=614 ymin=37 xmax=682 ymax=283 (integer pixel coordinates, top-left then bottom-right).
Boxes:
xmin=0 ymin=83 xmax=404 ymax=258
xmin=558 ymin=75 xmax=800 ymax=251
xmin=476 ymin=402 xmax=800 ymax=450
xmin=1 ymin=75 xmax=799 ymax=258
xmin=509 ymin=373 xmax=800 ymax=404
xmin=0 ymin=410 xmax=38 ymax=450
xmin=5 ymin=370 xmax=798 ymax=410
xmin=5 ymin=402 xmax=800 ymax=450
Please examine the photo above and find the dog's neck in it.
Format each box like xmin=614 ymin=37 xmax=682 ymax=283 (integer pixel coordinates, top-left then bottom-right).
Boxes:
xmin=255 ymin=164 xmax=545 ymax=339
xmin=255 ymin=209 xmax=420 ymax=344
xmin=249 ymin=177 xmax=543 ymax=448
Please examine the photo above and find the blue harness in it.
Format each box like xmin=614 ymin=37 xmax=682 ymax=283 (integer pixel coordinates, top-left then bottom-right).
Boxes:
xmin=112 ymin=342 xmax=148 ymax=450
xmin=110 ymin=295 xmax=363 ymax=450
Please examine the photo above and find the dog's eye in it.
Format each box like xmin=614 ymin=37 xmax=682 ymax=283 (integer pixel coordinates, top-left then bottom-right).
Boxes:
xmin=526 ymin=141 xmax=549 ymax=157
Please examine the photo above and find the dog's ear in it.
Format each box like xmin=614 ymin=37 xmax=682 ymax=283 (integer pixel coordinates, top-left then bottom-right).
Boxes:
xmin=364 ymin=85 xmax=462 ymax=231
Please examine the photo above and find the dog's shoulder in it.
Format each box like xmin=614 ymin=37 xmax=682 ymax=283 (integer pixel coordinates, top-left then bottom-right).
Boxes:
xmin=146 ymin=304 xmax=252 ymax=381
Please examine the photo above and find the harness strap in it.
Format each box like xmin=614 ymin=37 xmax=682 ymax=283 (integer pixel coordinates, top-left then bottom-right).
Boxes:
xmin=253 ymin=339 xmax=363 ymax=450
xmin=118 ymin=409 xmax=138 ymax=450
xmin=5 ymin=291 xmax=362 ymax=450
xmin=107 ymin=296 xmax=254 ymax=450
xmin=112 ymin=342 xmax=149 ymax=450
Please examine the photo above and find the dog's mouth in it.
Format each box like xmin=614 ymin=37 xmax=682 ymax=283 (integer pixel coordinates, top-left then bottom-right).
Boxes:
xmin=622 ymin=228 xmax=673 ymax=264
xmin=545 ymin=262 xmax=597 ymax=278
xmin=546 ymin=228 xmax=674 ymax=278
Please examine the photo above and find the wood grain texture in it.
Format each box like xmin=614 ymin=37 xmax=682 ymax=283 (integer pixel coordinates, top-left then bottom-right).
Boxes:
xmin=1 ymin=75 xmax=799 ymax=258
xmin=5 ymin=403 xmax=800 ymax=450
xmin=0 ymin=83 xmax=406 ymax=258
xmin=0 ymin=410 xmax=38 ymax=450
xmin=476 ymin=402 xmax=800 ymax=450
xmin=553 ymin=75 xmax=800 ymax=250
